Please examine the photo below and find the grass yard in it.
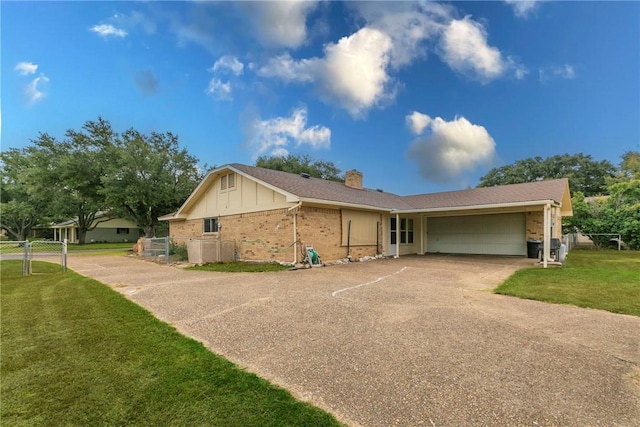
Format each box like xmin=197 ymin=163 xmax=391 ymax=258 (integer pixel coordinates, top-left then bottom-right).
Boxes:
xmin=494 ymin=249 xmax=640 ymax=316
xmin=65 ymin=242 xmax=134 ymax=251
xmin=0 ymin=260 xmax=342 ymax=426
xmin=187 ymin=262 xmax=292 ymax=273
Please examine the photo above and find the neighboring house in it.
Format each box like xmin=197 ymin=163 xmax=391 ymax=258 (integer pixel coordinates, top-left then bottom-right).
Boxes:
xmin=161 ymin=164 xmax=572 ymax=265
xmin=51 ymin=214 xmax=141 ymax=243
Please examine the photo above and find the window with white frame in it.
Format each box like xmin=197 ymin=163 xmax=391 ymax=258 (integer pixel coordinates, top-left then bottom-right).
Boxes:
xmin=203 ymin=217 xmax=219 ymax=233
xmin=400 ymin=218 xmax=414 ymax=244
xmin=220 ymin=172 xmax=236 ymax=191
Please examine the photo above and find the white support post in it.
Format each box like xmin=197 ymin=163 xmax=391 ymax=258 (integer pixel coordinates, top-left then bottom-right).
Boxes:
xmin=394 ymin=213 xmax=400 ymax=259
xmin=293 ymin=213 xmax=298 ymax=264
xmin=543 ymin=204 xmax=550 ymax=268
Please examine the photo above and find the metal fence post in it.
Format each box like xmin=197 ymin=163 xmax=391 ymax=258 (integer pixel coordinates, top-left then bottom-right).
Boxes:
xmin=62 ymin=239 xmax=68 ymax=272
xmin=165 ymin=237 xmax=170 ymax=264
xmin=23 ymin=241 xmax=29 ymax=276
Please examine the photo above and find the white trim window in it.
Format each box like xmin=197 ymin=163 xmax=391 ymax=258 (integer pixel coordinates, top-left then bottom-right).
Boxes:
xmin=400 ymin=218 xmax=414 ymax=244
xmin=203 ymin=217 xmax=219 ymax=233
xmin=220 ymin=172 xmax=236 ymax=191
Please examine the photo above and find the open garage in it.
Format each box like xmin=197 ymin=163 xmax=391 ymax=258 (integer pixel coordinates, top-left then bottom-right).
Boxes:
xmin=427 ymin=213 xmax=526 ymax=256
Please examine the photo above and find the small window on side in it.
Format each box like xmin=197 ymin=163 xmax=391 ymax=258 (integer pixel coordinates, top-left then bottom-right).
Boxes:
xmin=203 ymin=218 xmax=219 ymax=233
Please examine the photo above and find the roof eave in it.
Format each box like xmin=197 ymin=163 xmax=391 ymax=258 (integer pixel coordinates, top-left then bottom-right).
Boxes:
xmin=393 ymin=199 xmax=561 ymax=214
xmin=299 ymin=197 xmax=394 ymax=212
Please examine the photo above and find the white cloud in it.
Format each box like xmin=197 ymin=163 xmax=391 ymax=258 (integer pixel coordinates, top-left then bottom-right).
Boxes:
xmin=407 ymin=113 xmax=496 ymax=183
xmin=25 ymin=74 xmax=50 ymax=105
xmin=505 ymin=0 xmax=540 ymax=18
xmin=438 ymin=16 xmax=525 ymax=83
xmin=241 ymin=0 xmax=319 ymax=49
xmin=259 ymin=53 xmax=318 ymax=83
xmin=406 ymin=111 xmax=432 ymax=135
xmin=15 ymin=62 xmax=38 ymax=76
xmin=210 ymin=55 xmax=244 ymax=76
xmin=112 ymin=11 xmax=157 ymax=35
xmin=205 ymin=56 xmax=245 ymax=101
xmin=349 ymin=1 xmax=450 ymax=68
xmin=259 ymin=27 xmax=394 ymax=118
xmin=320 ymin=28 xmax=394 ymax=116
xmin=539 ymin=64 xmax=576 ymax=82
xmin=248 ymin=107 xmax=331 ymax=157
xmin=439 ymin=17 xmax=505 ymax=83
xmin=205 ymin=78 xmax=233 ymax=101
xmin=90 ymin=24 xmax=128 ymax=38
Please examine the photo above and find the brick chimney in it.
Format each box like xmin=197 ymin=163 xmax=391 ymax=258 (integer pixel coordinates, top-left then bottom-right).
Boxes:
xmin=345 ymin=169 xmax=363 ymax=190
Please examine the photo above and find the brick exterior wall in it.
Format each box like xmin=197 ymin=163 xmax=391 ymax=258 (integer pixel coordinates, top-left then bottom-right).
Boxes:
xmin=171 ymin=207 xmax=557 ymax=262
xmin=169 ymin=206 xmax=380 ymax=263
xmin=222 ymin=209 xmax=294 ymax=262
xmin=169 ymin=219 xmax=212 ymax=244
xmin=296 ymin=207 xmax=379 ymax=261
xmin=526 ymin=209 xmax=563 ymax=240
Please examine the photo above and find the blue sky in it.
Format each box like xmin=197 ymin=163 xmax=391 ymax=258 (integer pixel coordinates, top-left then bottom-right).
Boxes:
xmin=3 ymin=1 xmax=639 ymax=195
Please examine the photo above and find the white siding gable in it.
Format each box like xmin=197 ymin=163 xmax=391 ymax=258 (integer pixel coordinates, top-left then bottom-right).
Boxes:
xmin=184 ymin=172 xmax=291 ymax=219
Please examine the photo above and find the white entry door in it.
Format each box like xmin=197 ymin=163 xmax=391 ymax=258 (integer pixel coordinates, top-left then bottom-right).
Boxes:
xmin=389 ymin=217 xmax=397 ymax=256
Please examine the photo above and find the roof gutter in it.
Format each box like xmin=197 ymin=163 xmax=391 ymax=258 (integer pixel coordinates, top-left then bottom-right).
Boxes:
xmin=299 ymin=197 xmax=395 ymax=212
xmin=393 ymin=199 xmax=561 ymax=215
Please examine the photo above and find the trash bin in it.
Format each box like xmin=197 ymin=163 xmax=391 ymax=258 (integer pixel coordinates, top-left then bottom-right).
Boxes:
xmin=526 ymin=239 xmax=542 ymax=259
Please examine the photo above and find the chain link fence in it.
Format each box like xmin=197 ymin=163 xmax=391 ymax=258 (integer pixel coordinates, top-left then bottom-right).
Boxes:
xmin=0 ymin=240 xmax=67 ymax=275
xmin=140 ymin=237 xmax=170 ymax=264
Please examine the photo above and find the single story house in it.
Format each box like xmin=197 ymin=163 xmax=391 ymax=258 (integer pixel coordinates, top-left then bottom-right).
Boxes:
xmin=51 ymin=214 xmax=141 ymax=243
xmin=161 ymin=164 xmax=572 ymax=267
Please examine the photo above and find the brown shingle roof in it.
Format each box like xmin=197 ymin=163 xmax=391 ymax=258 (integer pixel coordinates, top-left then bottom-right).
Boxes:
xmin=403 ymin=179 xmax=569 ymax=209
xmin=230 ymin=164 xmax=569 ymax=211
xmin=231 ymin=164 xmax=413 ymax=210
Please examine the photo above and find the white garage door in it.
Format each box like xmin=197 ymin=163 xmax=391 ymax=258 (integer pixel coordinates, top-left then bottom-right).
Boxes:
xmin=427 ymin=213 xmax=526 ymax=256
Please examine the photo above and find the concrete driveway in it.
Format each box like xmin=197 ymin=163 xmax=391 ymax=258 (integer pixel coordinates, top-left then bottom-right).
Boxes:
xmin=68 ymin=254 xmax=640 ymax=426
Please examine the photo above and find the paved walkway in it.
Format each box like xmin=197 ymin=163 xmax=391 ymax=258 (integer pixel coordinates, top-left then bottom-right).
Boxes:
xmin=68 ymin=254 xmax=640 ymax=426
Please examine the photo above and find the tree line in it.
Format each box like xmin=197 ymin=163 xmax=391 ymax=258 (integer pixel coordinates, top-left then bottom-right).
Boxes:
xmin=1 ymin=118 xmax=202 ymax=243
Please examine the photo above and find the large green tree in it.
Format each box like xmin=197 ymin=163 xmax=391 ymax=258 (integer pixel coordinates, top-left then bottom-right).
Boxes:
xmin=101 ymin=129 xmax=202 ymax=237
xmin=256 ymin=154 xmax=344 ymax=182
xmin=21 ymin=118 xmax=116 ymax=244
xmin=478 ymin=153 xmax=616 ymax=196
xmin=563 ymin=151 xmax=640 ymax=249
xmin=0 ymin=149 xmax=44 ymax=240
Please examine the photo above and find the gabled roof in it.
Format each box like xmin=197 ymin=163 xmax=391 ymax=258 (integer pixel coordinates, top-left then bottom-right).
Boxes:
xmin=167 ymin=163 xmax=572 ymax=219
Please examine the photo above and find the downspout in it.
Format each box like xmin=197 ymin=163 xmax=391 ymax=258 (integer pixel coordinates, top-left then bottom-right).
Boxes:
xmin=288 ymin=202 xmax=302 ymax=264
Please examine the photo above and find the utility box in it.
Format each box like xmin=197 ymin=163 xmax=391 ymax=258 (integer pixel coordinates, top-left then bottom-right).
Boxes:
xmin=187 ymin=239 xmax=235 ymax=264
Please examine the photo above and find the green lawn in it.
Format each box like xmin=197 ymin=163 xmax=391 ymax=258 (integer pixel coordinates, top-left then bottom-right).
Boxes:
xmin=65 ymin=242 xmax=134 ymax=251
xmin=0 ymin=261 xmax=342 ymax=426
xmin=187 ymin=262 xmax=292 ymax=273
xmin=494 ymin=249 xmax=640 ymax=316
